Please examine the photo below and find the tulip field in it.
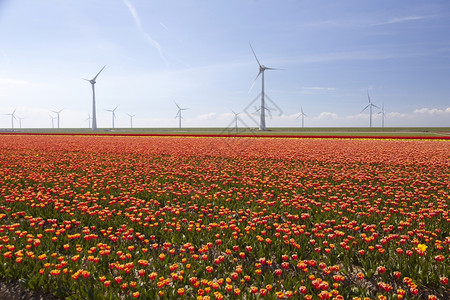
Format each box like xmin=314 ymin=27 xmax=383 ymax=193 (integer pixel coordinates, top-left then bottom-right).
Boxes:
xmin=0 ymin=134 xmax=448 ymax=300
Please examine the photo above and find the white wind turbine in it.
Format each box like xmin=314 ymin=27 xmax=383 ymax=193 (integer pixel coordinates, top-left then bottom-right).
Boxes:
xmin=49 ymin=115 xmax=57 ymax=129
xmin=84 ymin=65 xmax=106 ymax=131
xmin=297 ymin=106 xmax=307 ymax=128
xmin=51 ymin=109 xmax=63 ymax=129
xmin=175 ymin=102 xmax=188 ymax=129
xmin=86 ymin=113 xmax=92 ymax=128
xmin=231 ymin=110 xmax=240 ymax=132
xmin=360 ymin=90 xmax=380 ymax=128
xmin=127 ymin=113 xmax=136 ymax=128
xmin=249 ymin=44 xmax=280 ymax=131
xmin=105 ymin=106 xmax=119 ymax=129
xmin=17 ymin=116 xmax=24 ymax=129
xmin=5 ymin=109 xmax=16 ymax=129
xmin=379 ymin=104 xmax=386 ymax=128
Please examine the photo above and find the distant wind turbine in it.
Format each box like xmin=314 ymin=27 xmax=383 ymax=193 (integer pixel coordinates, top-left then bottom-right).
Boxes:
xmin=231 ymin=110 xmax=240 ymax=132
xmin=5 ymin=109 xmax=16 ymax=129
xmin=51 ymin=109 xmax=63 ymax=129
xmin=379 ymin=104 xmax=386 ymax=128
xmin=249 ymin=43 xmax=280 ymax=131
xmin=175 ymin=102 xmax=188 ymax=129
xmin=17 ymin=116 xmax=24 ymax=129
xmin=297 ymin=107 xmax=307 ymax=128
xmin=49 ymin=115 xmax=57 ymax=129
xmin=127 ymin=113 xmax=136 ymax=128
xmin=86 ymin=113 xmax=92 ymax=128
xmin=360 ymin=90 xmax=380 ymax=128
xmin=84 ymin=65 xmax=106 ymax=131
xmin=105 ymin=106 xmax=119 ymax=129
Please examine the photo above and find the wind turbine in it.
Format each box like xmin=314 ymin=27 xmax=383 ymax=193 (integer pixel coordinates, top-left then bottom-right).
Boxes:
xmin=49 ymin=115 xmax=57 ymax=129
xmin=297 ymin=106 xmax=307 ymax=128
xmin=105 ymin=106 xmax=118 ymax=129
xmin=86 ymin=113 xmax=92 ymax=128
xmin=84 ymin=65 xmax=106 ymax=131
xmin=5 ymin=109 xmax=16 ymax=129
xmin=127 ymin=113 xmax=136 ymax=129
xmin=17 ymin=116 xmax=24 ymax=129
xmin=360 ymin=90 xmax=380 ymax=128
xmin=51 ymin=109 xmax=63 ymax=129
xmin=249 ymin=43 xmax=280 ymax=131
xmin=175 ymin=102 xmax=188 ymax=129
xmin=379 ymin=104 xmax=386 ymax=128
xmin=231 ymin=110 xmax=240 ymax=132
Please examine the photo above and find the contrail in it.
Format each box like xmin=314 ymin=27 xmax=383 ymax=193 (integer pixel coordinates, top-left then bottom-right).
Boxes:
xmin=123 ymin=0 xmax=167 ymax=64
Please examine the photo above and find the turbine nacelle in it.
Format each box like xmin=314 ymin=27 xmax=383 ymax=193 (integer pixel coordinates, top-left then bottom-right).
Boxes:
xmin=85 ymin=79 xmax=96 ymax=85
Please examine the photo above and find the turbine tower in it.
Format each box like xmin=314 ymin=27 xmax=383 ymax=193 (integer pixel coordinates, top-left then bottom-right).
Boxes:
xmin=297 ymin=106 xmax=307 ymax=128
xmin=5 ymin=109 xmax=16 ymax=129
xmin=249 ymin=44 xmax=279 ymax=131
xmin=379 ymin=104 xmax=386 ymax=128
xmin=51 ymin=109 xmax=63 ymax=129
xmin=105 ymin=106 xmax=118 ymax=129
xmin=84 ymin=65 xmax=106 ymax=131
xmin=175 ymin=102 xmax=188 ymax=129
xmin=127 ymin=113 xmax=136 ymax=129
xmin=360 ymin=90 xmax=379 ymax=128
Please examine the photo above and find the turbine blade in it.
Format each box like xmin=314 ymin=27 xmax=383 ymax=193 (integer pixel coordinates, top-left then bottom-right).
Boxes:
xmin=360 ymin=104 xmax=370 ymax=113
xmin=248 ymin=71 xmax=262 ymax=93
xmin=92 ymin=65 xmax=106 ymax=81
xmin=265 ymin=67 xmax=282 ymax=71
xmin=249 ymin=43 xmax=262 ymax=67
xmin=174 ymin=101 xmax=181 ymax=109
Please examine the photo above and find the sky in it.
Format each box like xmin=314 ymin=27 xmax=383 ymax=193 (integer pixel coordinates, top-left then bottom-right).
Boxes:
xmin=0 ymin=0 xmax=449 ymax=129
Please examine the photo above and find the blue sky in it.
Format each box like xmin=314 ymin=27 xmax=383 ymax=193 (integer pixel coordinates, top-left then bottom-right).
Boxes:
xmin=0 ymin=0 xmax=449 ymax=129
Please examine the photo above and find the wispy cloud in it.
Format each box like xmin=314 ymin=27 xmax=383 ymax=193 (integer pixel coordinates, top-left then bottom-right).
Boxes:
xmin=198 ymin=112 xmax=217 ymax=120
xmin=373 ymin=15 xmax=430 ymax=26
xmin=304 ymin=87 xmax=336 ymax=91
xmin=387 ymin=112 xmax=408 ymax=118
xmin=413 ymin=107 xmax=450 ymax=116
xmin=0 ymin=78 xmax=30 ymax=86
xmin=280 ymin=50 xmax=394 ymax=65
xmin=316 ymin=112 xmax=338 ymax=119
xmin=123 ymin=0 xmax=166 ymax=64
